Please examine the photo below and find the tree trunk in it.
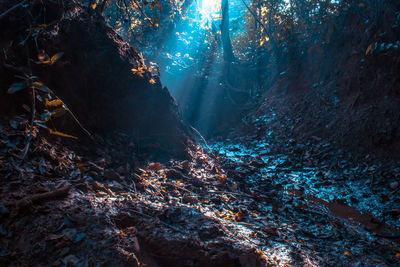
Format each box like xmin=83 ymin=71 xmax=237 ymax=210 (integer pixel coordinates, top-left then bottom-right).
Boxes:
xmin=220 ymin=0 xmax=235 ymax=63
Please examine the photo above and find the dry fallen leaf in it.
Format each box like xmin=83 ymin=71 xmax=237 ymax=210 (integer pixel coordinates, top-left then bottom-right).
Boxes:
xmin=234 ymin=212 xmax=243 ymax=221
xmin=120 ymin=229 xmax=126 ymax=237
xmin=45 ymin=98 xmax=63 ymax=107
xmin=49 ymin=129 xmax=78 ymax=139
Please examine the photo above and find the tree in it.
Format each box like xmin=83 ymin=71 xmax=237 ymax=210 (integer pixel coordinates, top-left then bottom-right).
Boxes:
xmin=220 ymin=0 xmax=235 ymax=63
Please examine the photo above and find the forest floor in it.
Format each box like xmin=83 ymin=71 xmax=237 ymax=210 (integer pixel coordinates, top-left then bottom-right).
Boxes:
xmin=1 ymin=113 xmax=400 ymax=266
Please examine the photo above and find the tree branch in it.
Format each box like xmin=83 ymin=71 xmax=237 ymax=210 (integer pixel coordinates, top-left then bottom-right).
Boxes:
xmin=0 ymin=0 xmax=29 ymax=20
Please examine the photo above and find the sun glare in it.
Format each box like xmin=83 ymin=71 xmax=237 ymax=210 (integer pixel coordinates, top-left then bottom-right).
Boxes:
xmin=198 ymin=0 xmax=220 ymax=20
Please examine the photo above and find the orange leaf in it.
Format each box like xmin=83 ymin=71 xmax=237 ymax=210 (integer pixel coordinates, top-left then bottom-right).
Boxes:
xmin=49 ymin=129 xmax=78 ymax=139
xmin=234 ymin=212 xmax=243 ymax=221
xmin=365 ymin=43 xmax=374 ymax=55
xmin=76 ymin=163 xmax=86 ymax=172
xmin=50 ymin=52 xmax=64 ymax=64
xmin=38 ymin=50 xmax=50 ymax=63
xmin=51 ymin=108 xmax=67 ymax=117
xmin=45 ymin=98 xmax=63 ymax=107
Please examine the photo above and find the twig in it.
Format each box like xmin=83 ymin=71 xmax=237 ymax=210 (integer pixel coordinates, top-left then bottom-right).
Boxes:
xmin=66 ymin=106 xmax=93 ymax=140
xmin=130 ymin=0 xmax=156 ymax=26
xmin=50 ymin=94 xmax=94 ymax=140
xmin=208 ymin=190 xmax=250 ymax=198
xmin=239 ymin=0 xmax=274 ymax=45
xmin=0 ymin=0 xmax=28 ymax=20
xmin=189 ymin=125 xmax=215 ymax=156
xmin=20 ymin=85 xmax=36 ymax=165
xmin=11 ymin=184 xmax=71 ymax=216
xmin=174 ymin=185 xmax=198 ymax=196
xmin=28 ymin=184 xmax=71 ymax=203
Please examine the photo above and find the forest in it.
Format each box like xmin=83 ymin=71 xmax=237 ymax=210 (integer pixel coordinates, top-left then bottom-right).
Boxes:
xmin=0 ymin=0 xmax=400 ymax=265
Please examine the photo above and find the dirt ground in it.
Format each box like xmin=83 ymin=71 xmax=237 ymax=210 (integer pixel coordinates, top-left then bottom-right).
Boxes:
xmin=1 ymin=112 xmax=400 ymax=267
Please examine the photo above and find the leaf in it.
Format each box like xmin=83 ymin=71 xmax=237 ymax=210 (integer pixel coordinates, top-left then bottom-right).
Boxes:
xmin=36 ymin=94 xmax=43 ymax=102
xmin=48 ymin=129 xmax=78 ymax=139
xmin=234 ymin=212 xmax=243 ymax=221
xmin=45 ymin=98 xmax=63 ymax=107
xmin=51 ymin=107 xmax=68 ymax=117
xmin=151 ymin=2 xmax=162 ymax=12
xmin=149 ymin=78 xmax=156 ymax=84
xmin=76 ymin=163 xmax=86 ymax=172
xmin=91 ymin=3 xmax=97 ymax=9
xmin=34 ymin=122 xmax=48 ymax=128
xmin=32 ymin=81 xmax=51 ymax=92
xmin=7 ymin=82 xmax=26 ymax=94
xmin=50 ymin=52 xmax=64 ymax=64
xmin=40 ymin=112 xmax=52 ymax=121
xmin=38 ymin=50 xmax=50 ymax=63
xmin=131 ymin=67 xmax=145 ymax=77
xmin=74 ymin=233 xmax=86 ymax=243
xmin=9 ymin=120 xmax=18 ymax=129
xmin=365 ymin=43 xmax=374 ymax=55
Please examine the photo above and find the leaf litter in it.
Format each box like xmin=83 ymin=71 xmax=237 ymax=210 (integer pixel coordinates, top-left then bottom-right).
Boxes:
xmin=0 ymin=113 xmax=400 ymax=266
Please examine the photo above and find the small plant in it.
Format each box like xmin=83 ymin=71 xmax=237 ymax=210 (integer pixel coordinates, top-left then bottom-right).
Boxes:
xmin=7 ymin=60 xmax=92 ymax=162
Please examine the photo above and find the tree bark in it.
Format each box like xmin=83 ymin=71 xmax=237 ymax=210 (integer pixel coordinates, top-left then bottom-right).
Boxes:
xmin=220 ymin=0 xmax=235 ymax=63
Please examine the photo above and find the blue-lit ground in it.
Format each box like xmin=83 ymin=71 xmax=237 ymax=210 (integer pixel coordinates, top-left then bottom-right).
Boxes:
xmin=137 ymin=1 xmax=400 ymax=263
